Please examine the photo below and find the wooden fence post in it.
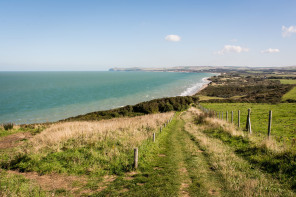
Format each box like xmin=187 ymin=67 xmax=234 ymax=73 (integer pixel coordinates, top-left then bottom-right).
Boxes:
xmin=238 ymin=110 xmax=240 ymax=128
xmin=231 ymin=111 xmax=233 ymax=123
xmin=246 ymin=109 xmax=252 ymax=134
xmin=134 ymin=148 xmax=138 ymax=169
xmin=226 ymin=111 xmax=228 ymax=122
xmin=246 ymin=110 xmax=249 ymax=130
xmin=160 ymin=126 xmax=162 ymax=132
xmin=268 ymin=110 xmax=272 ymax=139
xmin=153 ymin=133 xmax=155 ymax=142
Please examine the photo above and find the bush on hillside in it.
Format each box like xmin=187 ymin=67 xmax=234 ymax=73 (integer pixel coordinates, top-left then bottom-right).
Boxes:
xmin=3 ymin=123 xmax=14 ymax=130
xmin=62 ymin=96 xmax=199 ymax=122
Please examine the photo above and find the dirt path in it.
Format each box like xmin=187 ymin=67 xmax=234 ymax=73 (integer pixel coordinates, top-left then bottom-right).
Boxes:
xmin=7 ymin=170 xmax=87 ymax=193
xmin=2 ymin=108 xmax=294 ymax=196
xmin=0 ymin=132 xmax=32 ymax=149
xmin=5 ymin=170 xmax=119 ymax=196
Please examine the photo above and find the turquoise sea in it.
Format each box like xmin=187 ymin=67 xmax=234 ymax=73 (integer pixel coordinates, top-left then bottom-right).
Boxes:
xmin=0 ymin=71 xmax=215 ymax=124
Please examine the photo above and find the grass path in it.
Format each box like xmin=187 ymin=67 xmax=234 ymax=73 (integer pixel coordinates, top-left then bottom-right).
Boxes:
xmin=177 ymin=118 xmax=224 ymax=197
xmin=1 ymin=109 xmax=295 ymax=196
xmin=93 ymin=115 xmax=184 ymax=196
xmin=95 ymin=112 xmax=227 ymax=196
xmin=96 ymin=109 xmax=295 ymax=196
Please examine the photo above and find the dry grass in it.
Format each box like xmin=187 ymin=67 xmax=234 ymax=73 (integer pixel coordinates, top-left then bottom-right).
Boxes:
xmin=187 ymin=107 xmax=202 ymax=116
xmin=192 ymin=107 xmax=284 ymax=153
xmin=182 ymin=110 xmax=294 ymax=196
xmin=189 ymin=107 xmax=243 ymax=137
xmin=259 ymin=138 xmax=279 ymax=151
xmin=206 ymin=117 xmax=244 ymax=137
xmin=208 ymin=113 xmax=283 ymax=153
xmin=24 ymin=112 xmax=174 ymax=154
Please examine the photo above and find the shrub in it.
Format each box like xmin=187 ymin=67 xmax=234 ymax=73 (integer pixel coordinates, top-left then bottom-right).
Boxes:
xmin=63 ymin=96 xmax=198 ymax=121
xmin=3 ymin=123 xmax=14 ymax=130
xmin=195 ymin=114 xmax=207 ymax=125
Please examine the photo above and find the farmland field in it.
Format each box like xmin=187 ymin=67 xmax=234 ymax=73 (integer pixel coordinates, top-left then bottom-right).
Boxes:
xmin=200 ymin=103 xmax=296 ymax=142
xmin=280 ymin=79 xmax=296 ymax=84
xmin=282 ymin=87 xmax=296 ymax=101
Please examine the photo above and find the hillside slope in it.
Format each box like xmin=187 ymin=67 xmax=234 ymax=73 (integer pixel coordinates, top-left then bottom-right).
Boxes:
xmin=1 ymin=108 xmax=295 ymax=196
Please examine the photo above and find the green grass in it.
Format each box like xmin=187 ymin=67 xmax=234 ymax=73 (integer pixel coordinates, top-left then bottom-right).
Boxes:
xmin=184 ymin=110 xmax=295 ymax=196
xmin=0 ymin=169 xmax=49 ymax=196
xmin=0 ymin=128 xmax=20 ymax=138
xmin=278 ymin=79 xmax=296 ymax=101
xmin=6 ymin=138 xmax=136 ymax=176
xmin=199 ymin=125 xmax=296 ymax=190
xmin=2 ymin=114 xmax=172 ymax=176
xmin=1 ymin=113 xmax=176 ymax=196
xmin=200 ymin=103 xmax=296 ymax=142
xmin=280 ymin=79 xmax=296 ymax=84
xmin=91 ymin=116 xmax=182 ymax=196
xmin=198 ymin=95 xmax=224 ymax=101
xmin=282 ymin=87 xmax=296 ymax=101
xmin=1 ymin=109 xmax=295 ymax=196
xmin=0 ymin=126 xmax=45 ymax=138
xmin=93 ymin=113 xmax=230 ymax=196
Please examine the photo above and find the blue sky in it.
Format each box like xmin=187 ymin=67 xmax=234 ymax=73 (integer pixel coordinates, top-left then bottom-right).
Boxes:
xmin=0 ymin=0 xmax=296 ymax=71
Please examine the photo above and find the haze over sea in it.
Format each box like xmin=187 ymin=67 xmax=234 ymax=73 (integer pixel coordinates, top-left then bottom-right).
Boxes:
xmin=0 ymin=71 xmax=215 ymax=124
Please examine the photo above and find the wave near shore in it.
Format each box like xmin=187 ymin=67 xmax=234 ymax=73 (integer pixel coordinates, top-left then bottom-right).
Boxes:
xmin=180 ymin=77 xmax=211 ymax=96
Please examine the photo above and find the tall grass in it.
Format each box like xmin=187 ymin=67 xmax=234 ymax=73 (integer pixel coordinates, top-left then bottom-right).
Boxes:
xmin=5 ymin=112 xmax=174 ymax=176
xmin=184 ymin=108 xmax=295 ymax=195
xmin=192 ymin=107 xmax=296 ymax=190
xmin=29 ymin=112 xmax=173 ymax=153
xmin=200 ymin=103 xmax=296 ymax=145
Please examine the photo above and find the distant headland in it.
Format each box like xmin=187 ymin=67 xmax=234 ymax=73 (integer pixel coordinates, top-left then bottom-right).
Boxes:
xmin=109 ymin=66 xmax=296 ymax=73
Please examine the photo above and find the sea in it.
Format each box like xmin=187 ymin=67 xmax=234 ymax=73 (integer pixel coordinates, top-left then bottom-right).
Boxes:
xmin=0 ymin=71 xmax=216 ymax=124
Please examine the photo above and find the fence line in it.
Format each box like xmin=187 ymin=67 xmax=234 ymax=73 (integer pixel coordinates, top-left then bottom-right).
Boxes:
xmin=133 ymin=112 xmax=175 ymax=169
xmin=197 ymin=104 xmax=273 ymax=139
xmin=268 ymin=110 xmax=272 ymax=139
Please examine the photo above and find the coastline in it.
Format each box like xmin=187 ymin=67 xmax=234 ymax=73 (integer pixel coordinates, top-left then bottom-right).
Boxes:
xmin=181 ymin=77 xmax=212 ymax=96
xmin=190 ymin=72 xmax=220 ymax=96
xmin=193 ymin=83 xmax=208 ymax=95
xmin=1 ymin=72 xmax=215 ymax=125
xmin=193 ymin=77 xmax=211 ymax=95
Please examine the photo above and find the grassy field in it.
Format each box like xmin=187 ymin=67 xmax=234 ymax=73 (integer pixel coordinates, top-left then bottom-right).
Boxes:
xmin=198 ymin=95 xmax=224 ymax=101
xmin=200 ymin=103 xmax=296 ymax=143
xmin=1 ymin=108 xmax=295 ymax=196
xmin=0 ymin=112 xmax=174 ymax=196
xmin=282 ymin=87 xmax=296 ymax=101
xmin=280 ymin=79 xmax=296 ymax=84
xmin=278 ymin=79 xmax=296 ymax=101
xmin=5 ymin=113 xmax=173 ymax=175
xmin=0 ymin=125 xmax=45 ymax=138
xmin=82 ymin=109 xmax=296 ymax=196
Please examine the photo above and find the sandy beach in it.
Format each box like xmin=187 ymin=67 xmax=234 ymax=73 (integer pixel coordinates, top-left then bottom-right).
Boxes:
xmin=193 ymin=83 xmax=208 ymax=95
xmin=186 ymin=77 xmax=211 ymax=96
